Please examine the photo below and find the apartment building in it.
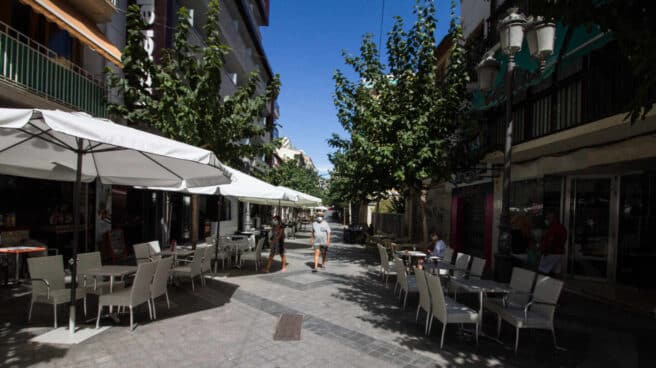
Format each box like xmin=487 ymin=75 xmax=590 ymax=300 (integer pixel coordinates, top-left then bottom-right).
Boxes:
xmin=450 ymin=0 xmax=656 ymax=291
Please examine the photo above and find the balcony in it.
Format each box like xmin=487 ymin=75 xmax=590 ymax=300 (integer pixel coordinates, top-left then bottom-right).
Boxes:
xmin=65 ymin=0 xmax=117 ymax=24
xmin=0 ymin=22 xmax=107 ymax=116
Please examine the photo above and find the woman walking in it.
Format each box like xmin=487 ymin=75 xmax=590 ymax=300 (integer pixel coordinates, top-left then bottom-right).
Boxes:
xmin=264 ymin=215 xmax=286 ymax=272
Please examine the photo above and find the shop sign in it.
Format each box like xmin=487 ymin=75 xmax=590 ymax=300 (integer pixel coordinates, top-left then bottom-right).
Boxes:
xmin=137 ymin=0 xmax=156 ymax=93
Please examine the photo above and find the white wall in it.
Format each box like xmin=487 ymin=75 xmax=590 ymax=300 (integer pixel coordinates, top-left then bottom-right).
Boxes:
xmin=461 ymin=0 xmax=489 ymax=40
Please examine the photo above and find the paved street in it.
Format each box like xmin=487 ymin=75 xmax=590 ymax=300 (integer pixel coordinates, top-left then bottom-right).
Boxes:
xmin=2 ymin=222 xmax=656 ymax=367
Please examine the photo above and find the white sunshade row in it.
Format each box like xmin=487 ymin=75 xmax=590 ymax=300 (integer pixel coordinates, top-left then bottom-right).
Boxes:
xmin=0 ymin=109 xmax=230 ymax=188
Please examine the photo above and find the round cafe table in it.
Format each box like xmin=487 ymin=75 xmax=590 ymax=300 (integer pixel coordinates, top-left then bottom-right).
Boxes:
xmin=395 ymin=250 xmax=427 ymax=269
xmin=0 ymin=246 xmax=47 ymax=283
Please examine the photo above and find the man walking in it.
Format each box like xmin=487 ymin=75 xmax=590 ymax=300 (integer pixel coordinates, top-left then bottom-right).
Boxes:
xmin=310 ymin=212 xmax=331 ymax=272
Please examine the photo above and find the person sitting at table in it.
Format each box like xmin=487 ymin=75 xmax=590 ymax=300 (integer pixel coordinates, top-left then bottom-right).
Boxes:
xmin=426 ymin=231 xmax=446 ymax=258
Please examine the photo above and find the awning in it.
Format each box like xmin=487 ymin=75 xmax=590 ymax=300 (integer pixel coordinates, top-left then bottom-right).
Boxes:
xmin=19 ymin=0 xmax=122 ymax=66
xmin=473 ymin=23 xmax=611 ymax=111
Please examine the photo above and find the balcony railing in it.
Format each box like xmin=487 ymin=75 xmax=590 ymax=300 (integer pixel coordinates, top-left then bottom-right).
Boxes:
xmin=0 ymin=22 xmax=106 ymax=117
xmin=483 ymin=42 xmax=642 ymax=151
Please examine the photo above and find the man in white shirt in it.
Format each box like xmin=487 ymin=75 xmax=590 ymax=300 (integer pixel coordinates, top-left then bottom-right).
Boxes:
xmin=429 ymin=231 xmax=446 ymax=258
xmin=310 ymin=212 xmax=331 ymax=272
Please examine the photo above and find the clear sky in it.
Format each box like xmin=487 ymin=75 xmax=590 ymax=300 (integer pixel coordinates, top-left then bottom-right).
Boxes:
xmin=261 ymin=0 xmax=460 ymax=176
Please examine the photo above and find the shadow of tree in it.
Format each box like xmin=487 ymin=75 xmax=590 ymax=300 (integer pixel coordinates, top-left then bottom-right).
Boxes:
xmin=326 ymin=269 xmax=594 ymax=367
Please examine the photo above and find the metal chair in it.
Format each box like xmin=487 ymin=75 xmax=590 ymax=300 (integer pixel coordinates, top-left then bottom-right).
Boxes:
xmin=150 ymin=256 xmax=174 ymax=319
xmin=27 ymin=255 xmax=87 ymax=328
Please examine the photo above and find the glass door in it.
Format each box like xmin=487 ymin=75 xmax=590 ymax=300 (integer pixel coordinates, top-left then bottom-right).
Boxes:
xmin=568 ymin=177 xmax=613 ymax=279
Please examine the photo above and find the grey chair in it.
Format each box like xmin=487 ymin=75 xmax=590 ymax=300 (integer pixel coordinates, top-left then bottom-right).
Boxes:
xmin=77 ymin=251 xmax=124 ymax=295
xmin=240 ymin=237 xmax=265 ymax=271
xmin=413 ymin=266 xmax=432 ymax=334
xmin=376 ymin=244 xmax=396 ymax=287
xmin=133 ymin=242 xmax=152 ymax=264
xmin=150 ymin=256 xmax=174 ymax=319
xmin=171 ymin=247 xmax=204 ymax=292
xmin=490 ymin=275 xmax=564 ymax=352
xmin=96 ymin=260 xmax=158 ymax=331
xmin=425 ymin=271 xmax=479 ymax=348
xmin=486 ymin=267 xmax=537 ymax=312
xmin=393 ymin=258 xmax=417 ymax=310
xmin=27 ymin=255 xmax=87 ymax=328
xmin=469 ymin=257 xmax=486 ymax=279
xmin=454 ymin=252 xmax=472 ymax=278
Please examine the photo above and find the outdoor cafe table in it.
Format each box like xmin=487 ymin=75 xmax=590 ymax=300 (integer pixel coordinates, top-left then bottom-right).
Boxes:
xmin=80 ymin=265 xmax=137 ymax=319
xmin=425 ymin=257 xmax=458 ymax=273
xmin=0 ymin=246 xmax=46 ymax=282
xmin=447 ymin=278 xmax=512 ymax=340
xmin=395 ymin=250 xmax=427 ymax=268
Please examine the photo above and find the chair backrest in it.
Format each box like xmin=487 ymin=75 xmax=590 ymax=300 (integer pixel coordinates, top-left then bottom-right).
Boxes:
xmin=531 ymin=275 xmax=564 ymax=320
xmin=205 ymin=236 xmax=216 ymax=246
xmin=130 ymin=260 xmax=158 ymax=305
xmin=77 ymin=251 xmax=102 ymax=275
xmin=508 ymin=267 xmax=537 ymax=306
xmin=133 ymin=242 xmax=152 ymax=264
xmin=443 ymin=247 xmax=454 ymax=263
xmin=455 ymin=253 xmax=472 ymax=271
xmin=254 ymin=237 xmax=265 ymax=260
xmin=28 ymin=255 xmax=65 ymax=295
xmin=414 ymin=266 xmax=431 ymax=312
xmin=393 ymin=258 xmax=407 ymax=289
xmin=376 ymin=244 xmax=389 ymax=270
xmin=150 ymin=256 xmax=173 ymax=299
xmin=425 ymin=271 xmax=447 ymax=322
xmin=147 ymin=240 xmax=161 ymax=255
xmin=189 ymin=247 xmax=205 ymax=276
xmin=470 ymin=257 xmax=486 ymax=278
xmin=201 ymin=244 xmax=214 ymax=273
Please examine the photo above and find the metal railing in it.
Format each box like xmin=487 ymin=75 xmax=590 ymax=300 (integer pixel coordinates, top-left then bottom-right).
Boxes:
xmin=0 ymin=22 xmax=106 ymax=116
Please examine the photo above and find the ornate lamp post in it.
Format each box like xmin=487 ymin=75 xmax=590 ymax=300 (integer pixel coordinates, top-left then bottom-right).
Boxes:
xmin=476 ymin=8 xmax=556 ymax=265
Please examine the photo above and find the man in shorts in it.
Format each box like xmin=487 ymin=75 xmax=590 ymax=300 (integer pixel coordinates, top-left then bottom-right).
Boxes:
xmin=310 ymin=212 xmax=331 ymax=272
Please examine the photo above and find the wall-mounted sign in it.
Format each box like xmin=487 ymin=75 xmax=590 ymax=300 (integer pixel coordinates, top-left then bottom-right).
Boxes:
xmin=137 ymin=0 xmax=156 ymax=93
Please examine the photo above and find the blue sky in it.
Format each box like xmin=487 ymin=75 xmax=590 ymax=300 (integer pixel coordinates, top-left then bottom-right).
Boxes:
xmin=262 ymin=0 xmax=460 ymax=176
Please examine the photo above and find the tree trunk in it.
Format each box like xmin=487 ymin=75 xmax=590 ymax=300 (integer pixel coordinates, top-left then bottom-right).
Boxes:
xmin=420 ymin=187 xmax=429 ymax=243
xmin=406 ymin=194 xmax=413 ymax=240
xmin=374 ymin=200 xmax=380 ymax=233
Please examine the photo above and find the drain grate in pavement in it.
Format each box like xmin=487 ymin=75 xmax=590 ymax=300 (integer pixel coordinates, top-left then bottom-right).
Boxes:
xmin=273 ymin=314 xmax=304 ymax=341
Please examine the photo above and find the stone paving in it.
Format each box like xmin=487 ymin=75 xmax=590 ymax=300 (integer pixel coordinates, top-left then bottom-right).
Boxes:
xmin=2 ymin=222 xmax=656 ymax=367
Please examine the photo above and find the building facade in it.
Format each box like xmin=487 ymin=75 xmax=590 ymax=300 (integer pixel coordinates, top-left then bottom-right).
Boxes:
xmin=456 ymin=0 xmax=656 ymax=290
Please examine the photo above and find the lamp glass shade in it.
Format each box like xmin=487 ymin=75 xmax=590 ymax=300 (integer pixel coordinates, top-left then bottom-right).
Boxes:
xmin=476 ymin=57 xmax=500 ymax=92
xmin=499 ymin=9 xmax=526 ymax=56
xmin=534 ymin=21 xmax=556 ymax=58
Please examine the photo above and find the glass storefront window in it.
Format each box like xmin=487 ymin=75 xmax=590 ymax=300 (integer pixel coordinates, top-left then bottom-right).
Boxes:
xmin=509 ymin=177 xmax=562 ymax=261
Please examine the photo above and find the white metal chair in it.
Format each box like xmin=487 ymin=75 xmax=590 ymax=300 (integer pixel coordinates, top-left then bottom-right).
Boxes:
xmin=490 ymin=275 xmax=564 ymax=352
xmin=469 ymin=257 xmax=486 ymax=279
xmin=96 ymin=260 xmax=158 ymax=330
xmin=77 ymin=251 xmax=123 ymax=295
xmin=393 ymin=258 xmax=417 ymax=310
xmin=150 ymin=256 xmax=174 ymax=319
xmin=241 ymin=237 xmax=265 ymax=271
xmin=486 ymin=267 xmax=536 ymax=312
xmin=413 ymin=266 xmax=432 ymax=334
xmin=133 ymin=242 xmax=152 ymax=264
xmin=27 ymin=255 xmax=87 ymax=328
xmin=376 ymin=244 xmax=396 ymax=287
xmin=443 ymin=247 xmax=454 ymax=264
xmin=171 ymin=247 xmax=204 ymax=292
xmin=454 ymin=252 xmax=472 ymax=278
xmin=199 ymin=244 xmax=214 ymax=286
xmin=214 ymin=238 xmax=232 ymax=271
xmin=425 ymin=271 xmax=479 ymax=348
xmin=147 ymin=240 xmax=161 ymax=257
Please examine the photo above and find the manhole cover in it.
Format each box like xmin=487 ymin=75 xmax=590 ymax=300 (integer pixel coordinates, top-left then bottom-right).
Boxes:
xmin=273 ymin=314 xmax=304 ymax=341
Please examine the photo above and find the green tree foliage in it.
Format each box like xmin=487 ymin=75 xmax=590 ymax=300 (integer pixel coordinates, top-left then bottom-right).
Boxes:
xmin=265 ymin=159 xmax=324 ymax=199
xmin=107 ymin=0 xmax=281 ymax=168
xmin=330 ymin=0 xmax=477 ymax=239
xmin=528 ymin=0 xmax=656 ymax=122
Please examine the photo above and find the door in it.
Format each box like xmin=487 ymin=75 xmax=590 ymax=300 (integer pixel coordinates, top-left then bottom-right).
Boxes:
xmin=567 ymin=177 xmax=615 ymax=280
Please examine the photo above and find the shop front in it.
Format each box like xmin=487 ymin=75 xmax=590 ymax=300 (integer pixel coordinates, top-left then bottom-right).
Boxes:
xmin=450 ymin=182 xmax=494 ymax=263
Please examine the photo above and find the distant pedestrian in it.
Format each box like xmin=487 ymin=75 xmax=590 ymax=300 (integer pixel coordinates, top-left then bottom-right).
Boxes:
xmin=264 ymin=215 xmax=286 ymax=273
xmin=311 ymin=212 xmax=331 ymax=272
xmin=539 ymin=212 xmax=567 ymax=276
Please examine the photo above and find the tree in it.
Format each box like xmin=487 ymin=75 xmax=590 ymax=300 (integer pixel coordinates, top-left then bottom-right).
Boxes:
xmin=107 ymin=0 xmax=281 ymax=168
xmin=265 ymin=159 xmax=324 ymax=199
xmin=330 ymin=0 xmax=477 ymax=240
xmin=528 ymin=0 xmax=656 ymax=122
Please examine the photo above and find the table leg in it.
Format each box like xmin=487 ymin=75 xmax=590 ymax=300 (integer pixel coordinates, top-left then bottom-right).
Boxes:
xmin=478 ymin=291 xmax=484 ymax=337
xmin=15 ymin=253 xmax=20 ymax=280
xmin=109 ymin=277 xmax=114 ymax=313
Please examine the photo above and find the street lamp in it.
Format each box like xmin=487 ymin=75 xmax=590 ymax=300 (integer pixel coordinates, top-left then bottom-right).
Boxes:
xmin=476 ymin=7 xmax=555 ymax=262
